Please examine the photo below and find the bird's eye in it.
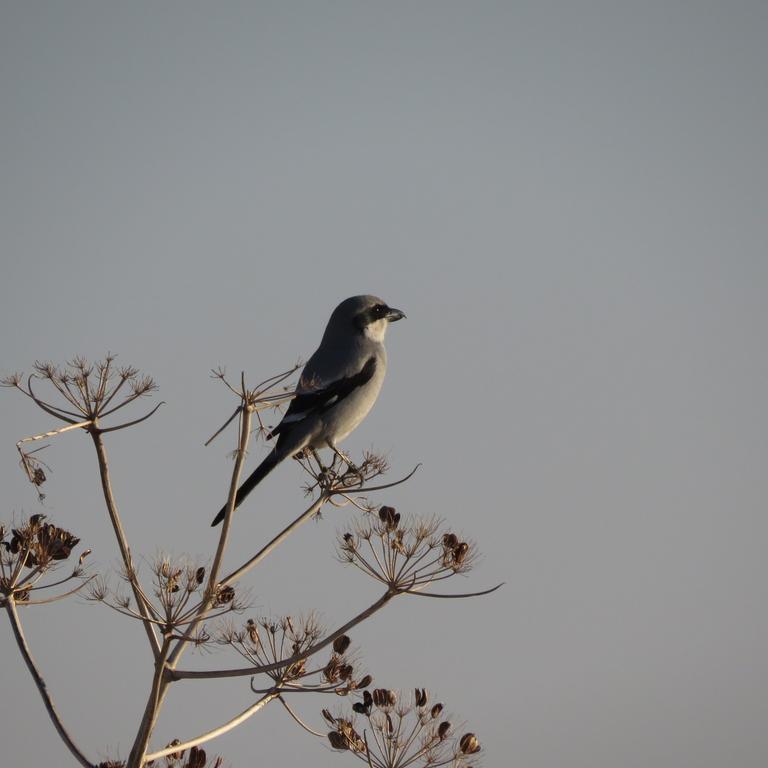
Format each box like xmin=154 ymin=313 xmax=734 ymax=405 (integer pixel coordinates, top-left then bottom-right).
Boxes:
xmin=374 ymin=304 xmax=387 ymax=317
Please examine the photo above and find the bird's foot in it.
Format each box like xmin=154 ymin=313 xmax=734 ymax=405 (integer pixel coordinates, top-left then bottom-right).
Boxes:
xmin=341 ymin=461 xmax=365 ymax=487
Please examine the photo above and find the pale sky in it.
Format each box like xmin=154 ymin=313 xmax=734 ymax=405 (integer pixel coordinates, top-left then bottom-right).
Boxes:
xmin=2 ymin=2 xmax=768 ymax=767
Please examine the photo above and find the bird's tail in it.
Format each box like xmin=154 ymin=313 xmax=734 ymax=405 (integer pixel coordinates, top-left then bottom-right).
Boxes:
xmin=211 ymin=450 xmax=281 ymax=526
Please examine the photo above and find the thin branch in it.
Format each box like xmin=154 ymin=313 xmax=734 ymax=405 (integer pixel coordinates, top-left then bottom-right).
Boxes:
xmin=328 ymin=464 xmax=422 ymax=497
xmin=16 ymin=419 xmax=94 ymax=447
xmin=90 ymin=430 xmax=160 ymax=657
xmin=98 ymin=599 xmax=169 ymax=625
xmin=402 ymin=582 xmax=505 ymax=599
xmin=27 ymin=376 xmax=83 ymax=422
xmin=208 ymin=398 xmax=252 ymax=594
xmin=143 ymin=691 xmax=278 ymax=762
xmin=97 ymin=373 xmax=129 ymax=411
xmin=219 ymin=493 xmax=328 ymax=589
xmin=167 ymin=397 xmax=253 ymax=669
xmin=16 ymin=578 xmax=95 ymax=606
xmin=252 ymin=363 xmax=301 ymax=392
xmin=15 ymin=562 xmax=73 ymax=591
xmin=278 ymin=695 xmax=326 ymax=737
xmin=204 ymin=406 xmax=242 ymax=447
xmin=98 ymin=401 xmax=165 ymax=433
xmin=4 ymin=597 xmax=93 ymax=768
xmin=170 ymin=589 xmax=395 ymax=681
xmin=30 ymin=373 xmax=86 ymax=415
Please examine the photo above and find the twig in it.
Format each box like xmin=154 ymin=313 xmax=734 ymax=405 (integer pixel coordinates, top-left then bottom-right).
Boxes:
xmin=218 ymin=493 xmax=328 ymax=589
xmin=402 ymin=582 xmax=504 ymax=599
xmin=91 ymin=429 xmax=160 ymax=657
xmin=278 ymin=695 xmax=326 ymax=737
xmin=328 ymin=464 xmax=422 ymax=497
xmin=99 ymin=401 xmax=165 ymax=433
xmin=143 ymin=691 xmax=278 ymax=762
xmin=4 ymin=597 xmax=93 ymax=768
xmin=15 ymin=578 xmax=95 ymax=606
xmin=167 ymin=394 xmax=253 ymax=669
xmin=17 ymin=420 xmax=94 ymax=445
xmin=208 ymin=394 xmax=252 ymax=595
xmin=204 ymin=406 xmax=242 ymax=446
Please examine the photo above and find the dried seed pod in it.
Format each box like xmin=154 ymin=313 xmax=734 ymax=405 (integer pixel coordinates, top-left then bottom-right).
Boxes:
xmin=165 ymin=738 xmax=183 ymax=760
xmin=328 ymin=732 xmax=349 ymax=750
xmin=215 ymin=585 xmax=235 ymax=605
xmin=443 ymin=532 xmax=459 ymax=549
xmin=373 ymin=688 xmax=397 ymax=708
xmin=324 ymin=656 xmax=341 ymax=682
xmin=195 ymin=566 xmax=205 ymax=584
xmin=379 ymin=505 xmax=400 ymax=530
xmin=459 ymin=733 xmax=481 ymax=754
xmin=453 ymin=542 xmax=470 ymax=565
xmin=186 ymin=746 xmax=207 ymax=768
xmin=357 ymin=674 xmax=373 ymax=688
xmin=438 ymin=720 xmax=451 ymax=739
xmin=415 ymin=688 xmax=428 ymax=707
xmin=430 ymin=703 xmax=444 ymax=719
xmin=333 ymin=634 xmax=351 ymax=654
xmin=354 ymin=690 xmax=373 ymax=714
xmin=322 ymin=708 xmax=336 ymax=726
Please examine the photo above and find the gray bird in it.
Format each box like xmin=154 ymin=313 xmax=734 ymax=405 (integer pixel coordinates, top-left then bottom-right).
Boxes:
xmin=211 ymin=295 xmax=405 ymax=526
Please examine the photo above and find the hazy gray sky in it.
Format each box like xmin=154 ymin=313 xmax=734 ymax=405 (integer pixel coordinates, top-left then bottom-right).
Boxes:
xmin=2 ymin=2 xmax=767 ymax=766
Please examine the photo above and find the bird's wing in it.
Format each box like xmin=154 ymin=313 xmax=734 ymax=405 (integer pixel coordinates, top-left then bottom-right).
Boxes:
xmin=269 ymin=355 xmax=377 ymax=438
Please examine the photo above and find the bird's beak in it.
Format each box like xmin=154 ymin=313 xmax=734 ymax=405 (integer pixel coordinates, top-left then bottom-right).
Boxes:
xmin=386 ymin=307 xmax=406 ymax=322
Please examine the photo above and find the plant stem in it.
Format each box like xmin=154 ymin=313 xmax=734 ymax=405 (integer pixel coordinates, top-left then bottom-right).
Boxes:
xmin=167 ymin=403 xmax=252 ymax=669
xmin=143 ymin=691 xmax=278 ymax=762
xmin=126 ymin=635 xmax=173 ymax=768
xmin=91 ymin=428 xmax=160 ymax=657
xmin=5 ymin=597 xmax=93 ymax=768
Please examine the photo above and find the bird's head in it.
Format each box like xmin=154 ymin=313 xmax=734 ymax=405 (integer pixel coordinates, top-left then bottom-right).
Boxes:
xmin=328 ymin=295 xmax=406 ymax=343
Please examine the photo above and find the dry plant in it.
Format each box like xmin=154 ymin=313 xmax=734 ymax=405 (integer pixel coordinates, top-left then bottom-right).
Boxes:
xmin=1 ymin=356 xmax=500 ymax=767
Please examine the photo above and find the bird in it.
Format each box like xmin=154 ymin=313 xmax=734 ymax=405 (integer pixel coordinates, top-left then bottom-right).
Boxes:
xmin=211 ymin=295 xmax=405 ymax=526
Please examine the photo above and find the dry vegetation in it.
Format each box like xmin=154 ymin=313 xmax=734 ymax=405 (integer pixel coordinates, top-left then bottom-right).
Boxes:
xmin=2 ymin=357 xmax=498 ymax=767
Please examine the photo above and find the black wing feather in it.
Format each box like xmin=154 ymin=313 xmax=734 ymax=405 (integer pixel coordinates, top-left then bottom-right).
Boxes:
xmin=269 ymin=356 xmax=377 ymax=439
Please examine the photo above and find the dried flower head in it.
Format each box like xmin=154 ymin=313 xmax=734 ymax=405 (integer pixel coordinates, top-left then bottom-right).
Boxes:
xmin=222 ymin=614 xmax=323 ymax=684
xmin=0 ymin=515 xmax=89 ymax=603
xmin=297 ymin=449 xmax=391 ymax=495
xmin=4 ymin=357 xmax=161 ymax=496
xmin=221 ymin=615 xmax=372 ymax=694
xmin=143 ymin=743 xmax=223 ymax=768
xmin=337 ymin=511 xmax=477 ymax=592
xmin=88 ymin=555 xmax=241 ymax=636
xmin=13 ymin=357 xmax=157 ymax=420
xmin=325 ymin=689 xmax=481 ymax=767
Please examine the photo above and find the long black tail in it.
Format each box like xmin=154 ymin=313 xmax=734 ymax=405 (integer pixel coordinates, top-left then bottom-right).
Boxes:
xmin=211 ymin=450 xmax=282 ymax=526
